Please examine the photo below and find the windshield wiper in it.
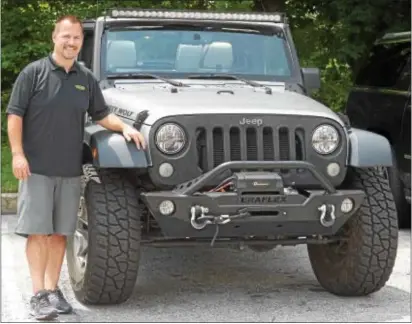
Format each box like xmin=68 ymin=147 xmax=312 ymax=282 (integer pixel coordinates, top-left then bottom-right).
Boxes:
xmin=187 ymin=73 xmax=272 ymax=94
xmin=106 ymin=73 xmax=188 ymax=87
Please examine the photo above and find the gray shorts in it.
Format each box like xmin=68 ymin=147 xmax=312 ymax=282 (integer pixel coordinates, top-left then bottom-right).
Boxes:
xmin=15 ymin=173 xmax=81 ymax=237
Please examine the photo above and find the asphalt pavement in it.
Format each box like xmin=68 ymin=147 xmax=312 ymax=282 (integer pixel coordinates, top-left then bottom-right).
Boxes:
xmin=1 ymin=214 xmax=410 ymax=322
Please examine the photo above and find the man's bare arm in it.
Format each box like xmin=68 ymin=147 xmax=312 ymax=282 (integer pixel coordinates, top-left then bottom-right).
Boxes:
xmin=96 ymin=113 xmax=124 ymax=132
xmin=8 ymin=114 xmax=24 ymax=155
xmin=6 ymin=69 xmax=33 ymax=179
xmin=8 ymin=114 xmax=31 ymax=179
xmin=96 ymin=113 xmax=146 ymax=149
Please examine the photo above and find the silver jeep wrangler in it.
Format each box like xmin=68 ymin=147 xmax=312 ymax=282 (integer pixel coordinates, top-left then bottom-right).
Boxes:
xmin=66 ymin=8 xmax=399 ymax=305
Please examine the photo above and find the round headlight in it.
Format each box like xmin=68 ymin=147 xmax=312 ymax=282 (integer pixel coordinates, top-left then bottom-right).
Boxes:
xmin=155 ymin=123 xmax=186 ymax=154
xmin=312 ymin=124 xmax=340 ymax=154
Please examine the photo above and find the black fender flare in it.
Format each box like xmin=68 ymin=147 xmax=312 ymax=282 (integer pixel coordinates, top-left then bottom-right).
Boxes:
xmin=347 ymin=128 xmax=393 ymax=167
xmin=83 ymin=124 xmax=151 ymax=168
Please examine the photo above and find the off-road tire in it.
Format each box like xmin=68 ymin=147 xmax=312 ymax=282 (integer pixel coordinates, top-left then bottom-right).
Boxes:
xmin=66 ymin=165 xmax=142 ymax=305
xmin=307 ymin=167 xmax=398 ymax=296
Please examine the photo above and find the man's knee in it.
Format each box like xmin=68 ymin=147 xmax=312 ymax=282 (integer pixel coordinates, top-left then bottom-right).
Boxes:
xmin=48 ymin=234 xmax=67 ymax=243
xmin=26 ymin=234 xmax=50 ymax=246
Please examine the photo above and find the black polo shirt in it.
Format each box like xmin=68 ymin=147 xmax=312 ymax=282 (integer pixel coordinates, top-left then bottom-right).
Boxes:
xmin=7 ymin=54 xmax=110 ymax=177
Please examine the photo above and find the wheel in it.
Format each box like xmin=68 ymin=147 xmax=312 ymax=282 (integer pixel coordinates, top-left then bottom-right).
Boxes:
xmin=66 ymin=165 xmax=142 ymax=305
xmin=307 ymin=167 xmax=398 ymax=296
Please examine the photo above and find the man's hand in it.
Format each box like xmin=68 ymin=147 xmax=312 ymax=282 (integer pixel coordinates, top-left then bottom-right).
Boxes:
xmin=12 ymin=152 xmax=31 ymax=180
xmin=96 ymin=113 xmax=146 ymax=149
xmin=122 ymin=124 xmax=146 ymax=150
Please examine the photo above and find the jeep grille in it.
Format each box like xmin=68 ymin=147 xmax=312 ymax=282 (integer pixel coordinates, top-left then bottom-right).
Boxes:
xmin=195 ymin=126 xmax=305 ymax=172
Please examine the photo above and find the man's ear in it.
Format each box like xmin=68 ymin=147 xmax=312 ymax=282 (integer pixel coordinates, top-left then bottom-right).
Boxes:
xmin=52 ymin=24 xmax=59 ymax=42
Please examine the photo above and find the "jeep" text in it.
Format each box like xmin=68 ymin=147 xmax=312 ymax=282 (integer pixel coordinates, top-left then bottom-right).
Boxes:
xmin=239 ymin=117 xmax=263 ymax=126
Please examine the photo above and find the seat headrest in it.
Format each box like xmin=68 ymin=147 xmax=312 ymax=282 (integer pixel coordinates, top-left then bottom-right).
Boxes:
xmin=202 ymin=42 xmax=233 ymax=71
xmin=106 ymin=40 xmax=136 ymax=70
xmin=175 ymin=44 xmax=204 ymax=71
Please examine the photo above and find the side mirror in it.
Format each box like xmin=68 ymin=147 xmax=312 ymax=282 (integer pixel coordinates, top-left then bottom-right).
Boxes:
xmin=301 ymin=67 xmax=321 ymax=92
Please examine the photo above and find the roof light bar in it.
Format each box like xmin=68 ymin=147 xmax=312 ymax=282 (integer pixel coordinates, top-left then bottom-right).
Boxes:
xmin=108 ymin=8 xmax=285 ymax=23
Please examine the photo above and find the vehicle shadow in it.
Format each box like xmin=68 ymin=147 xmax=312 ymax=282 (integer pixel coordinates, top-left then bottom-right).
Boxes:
xmin=72 ymin=244 xmax=410 ymax=322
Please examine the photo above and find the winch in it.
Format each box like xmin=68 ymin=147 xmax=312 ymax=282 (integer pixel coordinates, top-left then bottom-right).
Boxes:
xmin=234 ymin=171 xmax=284 ymax=194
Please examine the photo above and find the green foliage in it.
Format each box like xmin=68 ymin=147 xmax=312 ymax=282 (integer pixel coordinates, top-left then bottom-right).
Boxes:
xmin=1 ymin=90 xmax=11 ymax=144
xmin=289 ymin=12 xmax=353 ymax=111
xmin=286 ymin=0 xmax=410 ymax=110
xmin=1 ymin=144 xmax=18 ymax=193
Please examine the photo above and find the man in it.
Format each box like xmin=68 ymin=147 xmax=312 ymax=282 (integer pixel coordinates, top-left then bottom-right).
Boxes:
xmin=6 ymin=15 xmax=145 ymax=320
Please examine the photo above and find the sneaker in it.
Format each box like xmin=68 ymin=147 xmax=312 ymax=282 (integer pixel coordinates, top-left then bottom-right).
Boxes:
xmin=47 ymin=287 xmax=73 ymax=314
xmin=30 ymin=290 xmax=58 ymax=320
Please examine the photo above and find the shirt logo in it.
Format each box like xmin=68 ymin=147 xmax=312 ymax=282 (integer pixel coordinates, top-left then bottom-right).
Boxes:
xmin=75 ymin=84 xmax=86 ymax=91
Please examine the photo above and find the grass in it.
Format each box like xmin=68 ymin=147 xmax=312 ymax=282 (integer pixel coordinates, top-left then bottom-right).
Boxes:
xmin=1 ymin=144 xmax=18 ymax=193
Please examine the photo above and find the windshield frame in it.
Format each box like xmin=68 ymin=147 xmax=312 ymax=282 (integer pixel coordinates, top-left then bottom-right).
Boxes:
xmin=98 ymin=20 xmax=301 ymax=83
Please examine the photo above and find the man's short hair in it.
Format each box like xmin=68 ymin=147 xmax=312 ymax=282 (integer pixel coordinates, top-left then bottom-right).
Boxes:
xmin=54 ymin=14 xmax=83 ymax=33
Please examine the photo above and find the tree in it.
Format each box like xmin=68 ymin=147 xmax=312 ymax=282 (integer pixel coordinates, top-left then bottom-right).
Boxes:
xmin=253 ymin=0 xmax=285 ymax=12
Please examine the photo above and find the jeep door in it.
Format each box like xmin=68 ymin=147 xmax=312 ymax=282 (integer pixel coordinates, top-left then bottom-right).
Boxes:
xmin=345 ymin=38 xmax=411 ymax=167
xmin=399 ymin=55 xmax=411 ymax=173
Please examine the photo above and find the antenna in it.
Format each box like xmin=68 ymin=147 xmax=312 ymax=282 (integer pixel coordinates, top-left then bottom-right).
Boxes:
xmin=100 ymin=0 xmax=107 ymax=30
xmin=260 ymin=0 xmax=266 ymax=12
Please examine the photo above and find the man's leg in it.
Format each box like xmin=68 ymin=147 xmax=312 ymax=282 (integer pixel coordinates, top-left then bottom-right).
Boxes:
xmin=26 ymin=235 xmax=49 ymax=294
xmin=46 ymin=175 xmax=81 ymax=314
xmin=15 ymin=174 xmax=58 ymax=320
xmin=45 ymin=234 xmax=66 ymax=291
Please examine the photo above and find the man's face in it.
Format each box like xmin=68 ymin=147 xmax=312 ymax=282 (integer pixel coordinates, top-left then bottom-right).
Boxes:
xmin=52 ymin=20 xmax=83 ymax=60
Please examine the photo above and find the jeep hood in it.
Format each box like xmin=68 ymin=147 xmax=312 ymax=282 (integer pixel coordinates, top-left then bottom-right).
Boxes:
xmin=102 ymin=85 xmax=344 ymax=127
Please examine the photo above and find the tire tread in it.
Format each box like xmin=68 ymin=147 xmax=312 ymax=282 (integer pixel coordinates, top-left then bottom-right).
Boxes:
xmin=77 ymin=165 xmax=142 ymax=304
xmin=308 ymin=167 xmax=398 ymax=296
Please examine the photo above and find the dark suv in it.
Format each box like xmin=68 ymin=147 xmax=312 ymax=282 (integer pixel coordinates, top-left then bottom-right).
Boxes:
xmin=345 ymin=31 xmax=411 ymax=227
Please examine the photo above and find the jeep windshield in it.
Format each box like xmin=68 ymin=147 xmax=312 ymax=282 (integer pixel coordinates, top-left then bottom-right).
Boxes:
xmin=101 ymin=25 xmax=293 ymax=82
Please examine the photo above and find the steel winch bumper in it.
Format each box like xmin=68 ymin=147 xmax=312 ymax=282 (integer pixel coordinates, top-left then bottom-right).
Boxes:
xmin=140 ymin=161 xmax=366 ymax=238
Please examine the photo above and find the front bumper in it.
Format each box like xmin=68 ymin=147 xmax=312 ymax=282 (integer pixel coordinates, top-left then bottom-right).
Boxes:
xmin=141 ymin=161 xmax=365 ymax=238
